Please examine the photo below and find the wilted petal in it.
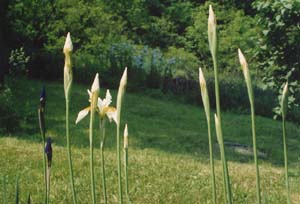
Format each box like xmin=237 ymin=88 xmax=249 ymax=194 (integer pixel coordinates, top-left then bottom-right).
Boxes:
xmin=75 ymin=107 xmax=90 ymax=124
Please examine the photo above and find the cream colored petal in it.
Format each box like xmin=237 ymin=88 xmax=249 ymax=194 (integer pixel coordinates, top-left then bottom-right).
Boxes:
xmin=75 ymin=107 xmax=90 ymax=124
xmin=91 ymin=73 xmax=99 ymax=93
xmin=105 ymin=89 xmax=112 ymax=106
xmin=63 ymin=32 xmax=73 ymax=53
xmin=97 ymin=97 xmax=105 ymax=112
xmin=87 ymin=89 xmax=92 ymax=102
xmin=105 ymin=107 xmax=117 ymax=124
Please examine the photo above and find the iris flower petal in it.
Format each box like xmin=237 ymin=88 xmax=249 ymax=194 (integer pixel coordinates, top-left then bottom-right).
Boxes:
xmin=75 ymin=107 xmax=90 ymax=124
xmin=105 ymin=107 xmax=117 ymax=124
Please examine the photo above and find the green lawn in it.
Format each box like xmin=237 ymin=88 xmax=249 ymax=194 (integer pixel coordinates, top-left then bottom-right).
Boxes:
xmin=1 ymin=78 xmax=300 ymax=203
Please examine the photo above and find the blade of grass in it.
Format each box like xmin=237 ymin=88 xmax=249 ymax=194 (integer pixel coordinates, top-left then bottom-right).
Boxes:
xmin=199 ymin=68 xmax=216 ymax=204
xmin=15 ymin=176 xmax=19 ymax=204
xmin=27 ymin=193 xmax=31 ymax=204
xmin=3 ymin=175 xmax=7 ymax=204
xmin=238 ymin=49 xmax=261 ymax=204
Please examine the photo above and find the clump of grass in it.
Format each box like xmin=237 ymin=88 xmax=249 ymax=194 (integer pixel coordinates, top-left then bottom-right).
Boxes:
xmin=281 ymin=82 xmax=291 ymax=204
xmin=208 ymin=5 xmax=232 ymax=203
xmin=199 ymin=68 xmax=216 ymax=204
xmin=37 ymin=86 xmax=47 ymax=204
xmin=238 ymin=49 xmax=261 ymax=204
xmin=63 ymin=32 xmax=77 ymax=204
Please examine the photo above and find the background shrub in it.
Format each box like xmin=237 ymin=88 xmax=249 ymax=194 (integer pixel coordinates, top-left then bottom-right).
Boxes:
xmin=0 ymin=86 xmax=20 ymax=133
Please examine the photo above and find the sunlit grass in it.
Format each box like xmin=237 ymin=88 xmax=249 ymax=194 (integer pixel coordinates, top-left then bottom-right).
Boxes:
xmin=0 ymin=77 xmax=299 ymax=202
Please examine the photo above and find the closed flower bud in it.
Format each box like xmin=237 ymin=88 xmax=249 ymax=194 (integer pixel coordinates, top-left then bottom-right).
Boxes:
xmin=63 ymin=32 xmax=73 ymax=54
xmin=199 ymin=68 xmax=210 ymax=120
xmin=281 ymin=82 xmax=288 ymax=118
xmin=208 ymin=5 xmax=217 ymax=58
xmin=124 ymin=124 xmax=128 ymax=149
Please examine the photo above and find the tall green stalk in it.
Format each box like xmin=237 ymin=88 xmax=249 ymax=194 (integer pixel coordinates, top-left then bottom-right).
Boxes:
xmin=89 ymin=74 xmax=99 ymax=204
xmin=38 ymin=87 xmax=47 ymax=204
xmin=208 ymin=5 xmax=232 ymax=203
xmin=123 ymin=124 xmax=131 ymax=203
xmin=281 ymin=82 xmax=291 ymax=204
xmin=238 ymin=49 xmax=261 ymax=204
xmin=45 ymin=137 xmax=52 ymax=204
xmin=214 ymin=114 xmax=232 ymax=203
xmin=63 ymin=32 xmax=77 ymax=204
xmin=100 ymin=119 xmax=107 ymax=204
xmin=199 ymin=68 xmax=216 ymax=204
xmin=116 ymin=68 xmax=128 ymax=204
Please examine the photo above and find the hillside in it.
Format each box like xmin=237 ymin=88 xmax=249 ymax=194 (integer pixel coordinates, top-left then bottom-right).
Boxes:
xmin=0 ymin=78 xmax=299 ymax=203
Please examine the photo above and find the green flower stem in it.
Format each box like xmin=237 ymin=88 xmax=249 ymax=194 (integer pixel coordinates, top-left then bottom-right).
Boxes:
xmin=38 ymin=108 xmax=47 ymax=204
xmin=282 ymin=116 xmax=291 ymax=204
xmin=199 ymin=69 xmax=216 ymax=204
xmin=215 ymin=115 xmax=232 ymax=204
xmin=124 ymin=146 xmax=131 ymax=203
xmin=46 ymin=167 xmax=51 ymax=204
xmin=208 ymin=6 xmax=232 ymax=203
xmin=212 ymin=36 xmax=232 ymax=204
xmin=239 ymin=49 xmax=261 ymax=204
xmin=100 ymin=119 xmax=107 ymax=204
xmin=117 ymin=123 xmax=123 ymax=204
xmin=66 ymin=100 xmax=77 ymax=204
xmin=250 ymin=101 xmax=261 ymax=204
xmin=89 ymin=103 xmax=96 ymax=204
xmin=207 ymin=118 xmax=216 ymax=204
xmin=116 ymin=68 xmax=127 ymax=204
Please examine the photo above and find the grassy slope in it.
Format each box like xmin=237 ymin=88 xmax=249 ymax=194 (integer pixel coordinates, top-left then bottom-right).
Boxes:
xmin=0 ymin=78 xmax=299 ymax=203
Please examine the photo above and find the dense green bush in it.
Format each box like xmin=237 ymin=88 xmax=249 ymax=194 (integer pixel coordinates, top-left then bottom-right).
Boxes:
xmin=0 ymin=87 xmax=20 ymax=133
xmin=185 ymin=2 xmax=260 ymax=72
xmin=253 ymin=0 xmax=300 ymax=117
xmin=162 ymin=73 xmax=277 ymax=118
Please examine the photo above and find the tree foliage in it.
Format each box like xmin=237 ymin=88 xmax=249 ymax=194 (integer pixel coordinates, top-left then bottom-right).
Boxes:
xmin=253 ymin=0 xmax=300 ymax=115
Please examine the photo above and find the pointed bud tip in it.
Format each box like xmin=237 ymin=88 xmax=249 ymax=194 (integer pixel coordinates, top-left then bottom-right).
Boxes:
xmin=199 ymin=68 xmax=205 ymax=85
xmin=208 ymin=5 xmax=215 ymax=24
xmin=91 ymin=73 xmax=99 ymax=92
xmin=63 ymin=32 xmax=73 ymax=53
xmin=238 ymin=49 xmax=246 ymax=66
xmin=120 ymin=67 xmax=128 ymax=86
xmin=124 ymin=123 xmax=128 ymax=148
